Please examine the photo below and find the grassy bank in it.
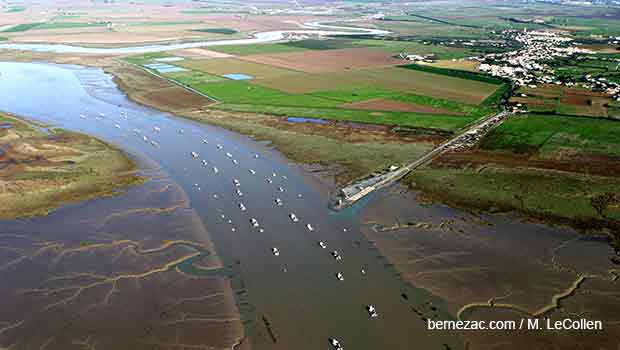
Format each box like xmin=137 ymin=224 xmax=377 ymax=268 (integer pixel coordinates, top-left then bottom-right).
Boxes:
xmin=406 ymin=113 xmax=620 ymax=234
xmin=0 ymin=113 xmax=143 ymax=219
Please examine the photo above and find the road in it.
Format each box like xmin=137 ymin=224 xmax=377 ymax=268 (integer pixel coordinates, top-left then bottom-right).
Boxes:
xmin=338 ymin=110 xmax=511 ymax=206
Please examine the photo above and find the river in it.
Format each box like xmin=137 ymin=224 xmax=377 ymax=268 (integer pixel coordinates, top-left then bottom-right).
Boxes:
xmin=0 ymin=62 xmax=462 ymax=349
xmin=0 ymin=21 xmax=389 ymax=54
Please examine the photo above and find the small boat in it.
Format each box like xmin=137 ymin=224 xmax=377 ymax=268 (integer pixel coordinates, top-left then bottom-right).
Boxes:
xmin=236 ymin=189 xmax=243 ymax=197
xmin=272 ymin=172 xmax=277 ymax=177
xmin=213 ymin=194 xmax=219 ymax=199
xmin=150 ymin=140 xmax=159 ymax=147
xmin=201 ymin=160 xmax=208 ymax=166
xmin=232 ymin=159 xmax=238 ymax=165
xmin=202 ymin=139 xmax=209 ymax=144
xmin=220 ymin=214 xmax=226 ymax=219
xmin=250 ymin=218 xmax=259 ymax=227
xmin=178 ymin=129 xmax=184 ymax=134
xmin=99 ymin=112 xmax=105 ymax=117
xmin=79 ymin=114 xmax=87 ymax=119
xmin=275 ymin=198 xmax=283 ymax=206
xmin=331 ymin=251 xmax=342 ymax=261
xmin=297 ymin=194 xmax=303 ymax=198
xmin=329 ymin=338 xmax=343 ymax=350
xmin=239 ymin=203 xmax=246 ymax=211
xmin=318 ymin=241 xmax=327 ymax=249
xmin=153 ymin=126 xmax=161 ymax=133
xmin=233 ymin=179 xmax=240 ymax=187
xmin=191 ymin=151 xmax=199 ymax=159
xmin=336 ymin=272 xmax=344 ymax=281
xmin=361 ymin=268 xmax=366 ymax=275
xmin=289 ymin=213 xmax=299 ymax=223
xmin=213 ymin=167 xmax=218 ymax=173
xmin=142 ymin=136 xmax=149 ymax=143
xmin=343 ymin=228 xmax=348 ymax=232
xmin=226 ymin=152 xmax=233 ymax=158
xmin=249 ymin=169 xmax=256 ymax=175
xmin=133 ymin=129 xmax=140 ymax=134
xmin=272 ymin=248 xmax=280 ymax=256
xmin=278 ymin=187 xmax=285 ymax=192
xmin=254 ymin=154 xmax=259 ymax=158
xmin=231 ymin=227 xmax=236 ymax=232
xmin=266 ymin=178 xmax=273 ymax=184
xmin=216 ymin=144 xmax=223 ymax=149
xmin=282 ymin=175 xmax=288 ymax=180
xmin=306 ymin=224 xmax=314 ymax=231
xmin=366 ymin=305 xmax=378 ymax=318
xmin=259 ymin=228 xmax=265 ymax=233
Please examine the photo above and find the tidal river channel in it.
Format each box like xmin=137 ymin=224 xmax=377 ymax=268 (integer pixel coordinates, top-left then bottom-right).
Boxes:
xmin=0 ymin=62 xmax=617 ymax=350
xmin=0 ymin=62 xmax=462 ymax=350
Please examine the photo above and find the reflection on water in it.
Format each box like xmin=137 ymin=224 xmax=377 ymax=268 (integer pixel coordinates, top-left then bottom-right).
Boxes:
xmin=0 ymin=62 xmax=462 ymax=350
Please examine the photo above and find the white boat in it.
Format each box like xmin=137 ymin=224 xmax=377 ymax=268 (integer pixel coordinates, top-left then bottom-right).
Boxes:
xmin=142 ymin=136 xmax=149 ymax=143
xmin=306 ymin=224 xmax=314 ymax=231
xmin=361 ymin=268 xmax=366 ymax=275
xmin=153 ymin=126 xmax=161 ymax=133
xmin=239 ymin=203 xmax=246 ymax=211
xmin=275 ymin=198 xmax=283 ymax=206
xmin=178 ymin=129 xmax=184 ymax=134
xmin=99 ymin=112 xmax=105 ymax=117
xmin=366 ymin=305 xmax=378 ymax=318
xmin=236 ymin=189 xmax=243 ymax=197
xmin=297 ymin=194 xmax=303 ymax=198
xmin=233 ymin=179 xmax=240 ymax=187
xmin=266 ymin=178 xmax=273 ymax=184
xmin=150 ymin=140 xmax=159 ymax=147
xmin=213 ymin=167 xmax=218 ymax=173
xmin=202 ymin=138 xmax=208 ymax=144
xmin=272 ymin=172 xmax=277 ymax=177
xmin=250 ymin=218 xmax=259 ymax=227
xmin=191 ymin=151 xmax=199 ymax=159
xmin=254 ymin=154 xmax=259 ymax=158
xmin=226 ymin=152 xmax=233 ymax=158
xmin=216 ymin=144 xmax=223 ymax=149
xmin=232 ymin=159 xmax=238 ymax=165
xmin=282 ymin=175 xmax=288 ymax=180
xmin=114 ymin=124 xmax=121 ymax=129
xmin=331 ymin=251 xmax=342 ymax=261
xmin=201 ymin=160 xmax=208 ymax=166
xmin=249 ymin=169 xmax=256 ymax=175
xmin=318 ymin=241 xmax=327 ymax=249
xmin=133 ymin=129 xmax=140 ymax=134
xmin=278 ymin=187 xmax=285 ymax=192
xmin=79 ymin=114 xmax=87 ymax=119
xmin=289 ymin=213 xmax=299 ymax=222
xmin=329 ymin=338 xmax=343 ymax=350
xmin=336 ymin=272 xmax=344 ymax=281
xmin=272 ymin=248 xmax=280 ymax=256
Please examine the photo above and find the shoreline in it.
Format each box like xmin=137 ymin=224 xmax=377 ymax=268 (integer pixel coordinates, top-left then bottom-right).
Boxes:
xmin=3 ymin=53 xmax=616 ymax=248
xmin=0 ymin=112 xmax=144 ymax=220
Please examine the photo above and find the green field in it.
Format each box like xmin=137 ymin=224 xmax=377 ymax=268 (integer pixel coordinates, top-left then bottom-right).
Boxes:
xmin=1 ymin=21 xmax=104 ymax=32
xmin=206 ymin=43 xmax=309 ymax=56
xmin=2 ymin=23 xmax=41 ymax=32
xmin=482 ymin=113 xmax=620 ymax=157
xmin=124 ymin=49 xmax=501 ymax=132
xmin=192 ymin=27 xmax=238 ymax=35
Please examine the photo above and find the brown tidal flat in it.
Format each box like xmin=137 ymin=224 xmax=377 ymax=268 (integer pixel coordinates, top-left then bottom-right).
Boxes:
xmin=0 ymin=174 xmax=245 ymax=350
xmin=360 ymin=186 xmax=620 ymax=349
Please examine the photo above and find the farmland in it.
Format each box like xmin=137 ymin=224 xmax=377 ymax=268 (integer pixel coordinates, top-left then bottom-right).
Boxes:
xmin=408 ymin=113 xmax=620 ymax=227
xmin=125 ymin=49 xmax=503 ymax=132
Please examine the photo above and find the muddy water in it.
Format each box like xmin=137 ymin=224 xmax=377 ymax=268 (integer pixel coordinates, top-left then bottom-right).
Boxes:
xmin=0 ymin=62 xmax=461 ymax=349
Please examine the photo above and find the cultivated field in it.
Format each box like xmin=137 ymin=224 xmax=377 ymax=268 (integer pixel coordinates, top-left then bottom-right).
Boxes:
xmin=239 ymin=47 xmax=404 ymax=73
